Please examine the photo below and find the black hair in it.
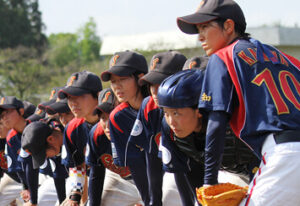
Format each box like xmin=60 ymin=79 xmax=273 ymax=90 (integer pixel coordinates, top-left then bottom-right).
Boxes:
xmin=91 ymin=91 xmax=99 ymax=99
xmin=133 ymin=72 xmax=149 ymax=98
xmin=215 ymin=18 xmax=250 ymax=39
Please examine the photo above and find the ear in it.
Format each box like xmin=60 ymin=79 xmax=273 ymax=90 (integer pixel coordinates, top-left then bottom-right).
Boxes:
xmin=19 ymin=108 xmax=25 ymax=116
xmin=223 ymin=19 xmax=235 ymax=34
xmin=137 ymin=73 xmax=144 ymax=79
xmin=196 ymin=109 xmax=203 ymax=119
xmin=46 ymin=135 xmax=55 ymax=144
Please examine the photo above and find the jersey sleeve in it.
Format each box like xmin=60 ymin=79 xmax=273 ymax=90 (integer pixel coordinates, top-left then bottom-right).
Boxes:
xmin=61 ymin=119 xmax=89 ymax=168
xmin=6 ymin=131 xmax=23 ymax=173
xmin=198 ymin=54 xmax=234 ymax=114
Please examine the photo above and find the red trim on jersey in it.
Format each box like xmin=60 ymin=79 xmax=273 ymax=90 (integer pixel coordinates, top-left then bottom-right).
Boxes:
xmin=66 ymin=118 xmax=85 ymax=144
xmin=144 ymin=97 xmax=159 ymax=122
xmin=216 ymin=41 xmax=246 ymax=137
xmin=6 ymin=129 xmax=18 ymax=147
xmin=281 ymin=52 xmax=300 ymax=71
xmin=93 ymin=123 xmax=104 ymax=147
xmin=109 ymin=102 xmax=129 ymax=133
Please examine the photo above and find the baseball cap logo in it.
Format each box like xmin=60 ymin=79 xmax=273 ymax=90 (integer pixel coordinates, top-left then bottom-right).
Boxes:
xmin=49 ymin=90 xmax=56 ymax=100
xmin=150 ymin=58 xmax=160 ymax=71
xmin=196 ymin=0 xmax=205 ymax=11
xmin=189 ymin=61 xmax=197 ymax=69
xmin=102 ymin=92 xmax=111 ymax=103
xmin=0 ymin=97 xmax=5 ymax=105
xmin=110 ymin=55 xmax=120 ymax=67
xmin=36 ymin=109 xmax=42 ymax=115
xmin=67 ymin=76 xmax=77 ymax=86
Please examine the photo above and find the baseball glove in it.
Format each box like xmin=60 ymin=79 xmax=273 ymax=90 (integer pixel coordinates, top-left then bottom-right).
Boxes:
xmin=196 ymin=183 xmax=248 ymax=206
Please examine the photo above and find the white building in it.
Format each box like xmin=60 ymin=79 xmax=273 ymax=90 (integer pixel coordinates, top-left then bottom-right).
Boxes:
xmin=100 ymin=26 xmax=300 ymax=59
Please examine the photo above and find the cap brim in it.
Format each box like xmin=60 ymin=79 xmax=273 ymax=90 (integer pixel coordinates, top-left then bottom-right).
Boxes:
xmin=26 ymin=113 xmax=44 ymax=121
xmin=93 ymin=103 xmax=114 ymax=116
xmin=31 ymin=151 xmax=46 ymax=169
xmin=177 ymin=13 xmax=217 ymax=34
xmin=38 ymin=99 xmax=56 ymax=111
xmin=0 ymin=105 xmax=17 ymax=109
xmin=101 ymin=66 xmax=136 ymax=82
xmin=58 ymin=87 xmax=91 ymax=99
xmin=139 ymin=71 xmax=169 ymax=86
xmin=46 ymin=102 xmax=70 ymax=115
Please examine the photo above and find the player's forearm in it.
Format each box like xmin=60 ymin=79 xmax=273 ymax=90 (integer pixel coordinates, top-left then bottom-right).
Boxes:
xmin=204 ymin=111 xmax=228 ymax=185
xmin=25 ymin=162 xmax=39 ymax=204
xmin=88 ymin=165 xmax=105 ymax=206
xmin=68 ymin=164 xmax=86 ymax=203
xmin=54 ymin=177 xmax=66 ymax=204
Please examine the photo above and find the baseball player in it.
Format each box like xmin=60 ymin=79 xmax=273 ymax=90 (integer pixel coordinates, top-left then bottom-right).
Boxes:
xmin=177 ymin=0 xmax=300 ymax=205
xmin=86 ymin=88 xmax=143 ymax=206
xmin=57 ymin=71 xmax=102 ymax=206
xmin=101 ymin=51 xmax=151 ymax=205
xmin=0 ymin=96 xmax=64 ymax=206
xmin=128 ymin=50 xmax=186 ymax=206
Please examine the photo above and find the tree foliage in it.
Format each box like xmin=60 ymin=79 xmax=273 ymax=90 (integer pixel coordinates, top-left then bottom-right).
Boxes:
xmin=0 ymin=0 xmax=47 ymax=49
xmin=77 ymin=17 xmax=101 ymax=64
xmin=0 ymin=47 xmax=50 ymax=101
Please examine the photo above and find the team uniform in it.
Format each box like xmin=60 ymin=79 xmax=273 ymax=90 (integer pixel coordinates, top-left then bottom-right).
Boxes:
xmin=129 ymin=96 xmax=184 ymax=206
xmin=199 ymin=38 xmax=300 ymax=205
xmin=109 ymin=102 xmax=150 ymax=205
xmin=86 ymin=122 xmax=142 ymax=206
xmin=61 ymin=117 xmax=90 ymax=202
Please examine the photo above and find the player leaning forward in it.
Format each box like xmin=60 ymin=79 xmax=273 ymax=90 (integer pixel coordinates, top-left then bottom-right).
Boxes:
xmin=177 ymin=0 xmax=300 ymax=205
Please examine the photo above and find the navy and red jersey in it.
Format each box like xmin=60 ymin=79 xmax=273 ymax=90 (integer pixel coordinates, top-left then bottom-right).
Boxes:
xmin=128 ymin=96 xmax=162 ymax=155
xmin=6 ymin=129 xmax=23 ymax=173
xmin=86 ymin=123 xmax=131 ymax=179
xmin=61 ymin=118 xmax=89 ymax=168
xmin=109 ymin=102 xmax=142 ymax=166
xmin=198 ymin=38 xmax=300 ymax=154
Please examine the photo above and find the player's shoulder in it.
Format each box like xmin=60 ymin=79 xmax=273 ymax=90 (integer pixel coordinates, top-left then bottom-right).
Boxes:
xmin=109 ymin=102 xmax=130 ymax=120
xmin=6 ymin=129 xmax=18 ymax=144
xmin=91 ymin=123 xmax=105 ymax=146
xmin=143 ymin=96 xmax=159 ymax=122
xmin=65 ymin=118 xmax=86 ymax=137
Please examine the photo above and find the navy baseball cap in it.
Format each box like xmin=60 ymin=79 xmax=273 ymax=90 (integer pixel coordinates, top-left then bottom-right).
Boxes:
xmin=139 ymin=51 xmax=186 ymax=86
xmin=38 ymin=87 xmax=64 ymax=111
xmin=23 ymin=101 xmax=36 ymax=119
xmin=0 ymin=96 xmax=24 ymax=110
xmin=101 ymin=51 xmax=148 ymax=82
xmin=58 ymin=71 xmax=102 ymax=99
xmin=177 ymin=0 xmax=246 ymax=34
xmin=183 ymin=56 xmax=209 ymax=70
xmin=27 ymin=107 xmax=46 ymax=122
xmin=46 ymin=98 xmax=70 ymax=115
xmin=93 ymin=88 xmax=116 ymax=115
xmin=22 ymin=121 xmax=53 ymax=169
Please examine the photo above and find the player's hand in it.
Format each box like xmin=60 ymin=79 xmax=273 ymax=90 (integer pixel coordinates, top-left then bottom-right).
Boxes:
xmin=20 ymin=190 xmax=31 ymax=202
xmin=23 ymin=202 xmax=37 ymax=206
xmin=134 ymin=204 xmax=143 ymax=206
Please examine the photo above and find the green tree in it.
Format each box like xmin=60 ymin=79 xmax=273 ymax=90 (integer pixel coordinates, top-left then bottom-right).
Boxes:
xmin=77 ymin=17 xmax=101 ymax=64
xmin=0 ymin=47 xmax=50 ymax=102
xmin=47 ymin=33 xmax=80 ymax=67
xmin=0 ymin=0 xmax=47 ymax=49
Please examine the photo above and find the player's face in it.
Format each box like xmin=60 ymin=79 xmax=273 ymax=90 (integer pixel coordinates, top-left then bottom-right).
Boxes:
xmin=46 ymin=133 xmax=63 ymax=157
xmin=67 ymin=94 xmax=97 ymax=119
xmin=59 ymin=111 xmax=74 ymax=127
xmin=99 ymin=112 xmax=111 ymax=140
xmin=1 ymin=108 xmax=22 ymax=129
xmin=150 ymin=84 xmax=160 ymax=106
xmin=163 ymin=107 xmax=202 ymax=138
xmin=110 ymin=74 xmax=139 ymax=103
xmin=197 ymin=20 xmax=232 ymax=56
xmin=0 ymin=120 xmax=9 ymax=139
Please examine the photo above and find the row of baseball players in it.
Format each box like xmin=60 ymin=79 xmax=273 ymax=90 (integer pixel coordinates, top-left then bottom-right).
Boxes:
xmin=1 ymin=0 xmax=300 ymax=206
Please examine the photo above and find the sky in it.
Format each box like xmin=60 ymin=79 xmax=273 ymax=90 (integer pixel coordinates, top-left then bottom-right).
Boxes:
xmin=39 ymin=0 xmax=300 ymax=37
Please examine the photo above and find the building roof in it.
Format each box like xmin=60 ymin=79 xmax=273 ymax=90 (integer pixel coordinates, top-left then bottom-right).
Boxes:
xmin=100 ymin=26 xmax=300 ymax=55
